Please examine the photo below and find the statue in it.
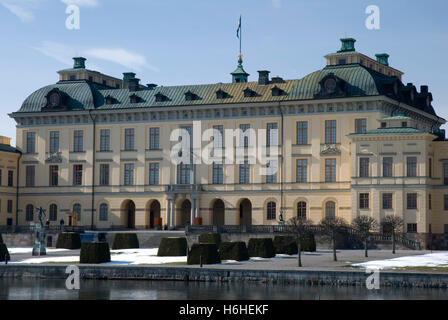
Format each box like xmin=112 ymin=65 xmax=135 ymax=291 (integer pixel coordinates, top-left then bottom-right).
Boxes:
xmin=31 ymin=207 xmax=47 ymax=256
xmin=278 ymin=210 xmax=284 ymax=232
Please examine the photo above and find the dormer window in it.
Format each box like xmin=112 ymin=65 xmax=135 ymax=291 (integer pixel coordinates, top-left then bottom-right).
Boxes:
xmin=155 ymin=93 xmax=167 ymax=102
xmin=105 ymin=95 xmax=116 ymax=105
xmin=185 ymin=90 xmax=199 ymax=101
xmin=243 ymin=88 xmax=258 ymax=98
xmin=338 ymin=59 xmax=346 ymax=65
xmin=129 ymin=94 xmax=141 ymax=104
xmin=271 ymin=86 xmax=285 ymax=97
xmin=69 ymin=75 xmax=76 ymax=81
xmin=216 ymin=89 xmax=229 ymax=100
xmin=381 ymin=122 xmax=387 ymax=128
xmin=402 ymin=122 xmax=408 ymax=128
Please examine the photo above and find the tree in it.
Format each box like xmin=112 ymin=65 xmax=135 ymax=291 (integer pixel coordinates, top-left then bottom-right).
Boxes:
xmin=319 ymin=217 xmax=348 ymax=261
xmin=381 ymin=216 xmax=404 ymax=254
xmin=286 ymin=216 xmax=313 ymax=267
xmin=352 ymin=216 xmax=378 ymax=258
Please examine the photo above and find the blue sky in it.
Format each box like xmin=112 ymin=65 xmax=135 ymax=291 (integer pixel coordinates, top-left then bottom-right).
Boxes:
xmin=0 ymin=0 xmax=447 ymax=145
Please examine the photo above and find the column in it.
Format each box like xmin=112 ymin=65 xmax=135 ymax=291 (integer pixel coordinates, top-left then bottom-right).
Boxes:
xmin=165 ymin=199 xmax=171 ymax=227
xmin=170 ymin=200 xmax=175 ymax=228
xmin=190 ymin=200 xmax=195 ymax=225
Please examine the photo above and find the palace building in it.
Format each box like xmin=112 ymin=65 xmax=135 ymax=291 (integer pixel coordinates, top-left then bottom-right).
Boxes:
xmin=7 ymin=38 xmax=448 ymax=241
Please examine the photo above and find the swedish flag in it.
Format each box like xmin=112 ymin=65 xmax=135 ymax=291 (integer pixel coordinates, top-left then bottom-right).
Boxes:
xmin=236 ymin=15 xmax=241 ymax=39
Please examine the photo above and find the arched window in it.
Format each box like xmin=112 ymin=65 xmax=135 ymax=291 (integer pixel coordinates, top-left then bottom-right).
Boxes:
xmin=99 ymin=204 xmax=108 ymax=221
xmin=49 ymin=204 xmax=58 ymax=221
xmin=325 ymin=201 xmax=336 ymax=219
xmin=267 ymin=201 xmax=276 ymax=220
xmin=73 ymin=204 xmax=81 ymax=221
xmin=26 ymin=205 xmax=34 ymax=222
xmin=297 ymin=202 xmax=307 ymax=219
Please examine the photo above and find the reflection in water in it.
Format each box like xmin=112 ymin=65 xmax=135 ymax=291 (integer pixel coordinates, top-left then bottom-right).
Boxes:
xmin=0 ymin=279 xmax=447 ymax=300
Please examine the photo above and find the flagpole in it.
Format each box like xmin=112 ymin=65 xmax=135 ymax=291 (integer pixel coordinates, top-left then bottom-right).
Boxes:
xmin=240 ymin=15 xmax=242 ymax=55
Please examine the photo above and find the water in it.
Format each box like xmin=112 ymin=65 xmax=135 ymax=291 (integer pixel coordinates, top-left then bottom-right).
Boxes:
xmin=0 ymin=279 xmax=447 ymax=300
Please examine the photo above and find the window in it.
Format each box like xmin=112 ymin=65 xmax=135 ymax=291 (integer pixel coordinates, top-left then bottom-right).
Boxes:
xmin=7 ymin=171 xmax=13 ymax=187
xmin=26 ymin=132 xmax=36 ymax=154
xmin=26 ymin=204 xmax=34 ymax=221
xmin=73 ymin=165 xmax=83 ymax=186
xmin=429 ymin=158 xmax=432 ymax=178
xmin=124 ymin=164 xmax=134 ymax=185
xmin=149 ymin=163 xmax=159 ymax=185
xmin=444 ymin=163 xmax=448 ymax=185
xmin=100 ymin=129 xmax=110 ymax=152
xmin=359 ymin=158 xmax=369 ymax=177
xmin=49 ymin=166 xmax=58 ymax=186
xmin=402 ymin=122 xmax=408 ymax=128
xmin=49 ymin=131 xmax=59 ymax=153
xmin=266 ymin=161 xmax=277 ymax=183
xmin=407 ymin=223 xmax=417 ymax=233
xmin=149 ymin=128 xmax=160 ymax=150
xmin=359 ymin=193 xmax=370 ymax=209
xmin=325 ymin=159 xmax=336 ymax=182
xmin=73 ymin=130 xmax=83 ymax=152
xmin=296 ymin=159 xmax=308 ymax=183
xmin=429 ymin=194 xmax=432 ymax=210
xmin=381 ymin=122 xmax=387 ymax=128
xmin=26 ymin=166 xmax=35 ymax=187
xmin=325 ymin=120 xmax=336 ymax=144
xmin=73 ymin=204 xmax=81 ymax=221
xmin=407 ymin=157 xmax=417 ymax=177
xmin=445 ymin=225 xmax=448 ymax=234
xmin=383 ymin=157 xmax=393 ymax=177
xmin=266 ymin=123 xmax=278 ymax=147
xmin=7 ymin=200 xmax=12 ymax=213
xmin=49 ymin=204 xmax=57 ymax=221
xmin=124 ymin=128 xmax=135 ymax=151
xmin=355 ymin=119 xmax=367 ymax=134
xmin=296 ymin=121 xmax=308 ymax=145
xmin=213 ymin=125 xmax=223 ymax=149
xmin=0 ymin=169 xmax=2 ymax=185
xmin=338 ymin=59 xmax=346 ymax=65
xmin=240 ymin=124 xmax=250 ymax=147
xmin=99 ymin=204 xmax=108 ymax=221
xmin=407 ymin=193 xmax=417 ymax=209
xmin=177 ymin=163 xmax=190 ymax=185
xmin=239 ymin=161 xmax=250 ymax=184
xmin=383 ymin=193 xmax=393 ymax=210
xmin=325 ymin=201 xmax=336 ymax=219
xmin=297 ymin=202 xmax=307 ymax=219
xmin=444 ymin=195 xmax=448 ymax=211
xmin=99 ymin=164 xmax=110 ymax=186
xmin=267 ymin=202 xmax=276 ymax=220
xmin=212 ymin=162 xmax=223 ymax=184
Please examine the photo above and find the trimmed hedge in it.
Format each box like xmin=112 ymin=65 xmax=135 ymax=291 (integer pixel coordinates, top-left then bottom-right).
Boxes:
xmin=248 ymin=238 xmax=275 ymax=258
xmin=157 ymin=237 xmax=188 ymax=256
xmin=56 ymin=233 xmax=81 ymax=249
xmin=198 ymin=233 xmax=221 ymax=247
xmin=273 ymin=236 xmax=298 ymax=255
xmin=219 ymin=241 xmax=249 ymax=261
xmin=112 ymin=233 xmax=139 ymax=250
xmin=0 ymin=234 xmax=3 ymax=244
xmin=80 ymin=242 xmax=111 ymax=264
xmin=301 ymin=233 xmax=317 ymax=252
xmin=187 ymin=243 xmax=221 ymax=265
xmin=0 ymin=243 xmax=9 ymax=262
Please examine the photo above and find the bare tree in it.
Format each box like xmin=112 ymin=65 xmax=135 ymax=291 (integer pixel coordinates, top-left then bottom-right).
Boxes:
xmin=381 ymin=216 xmax=404 ymax=254
xmin=287 ymin=216 xmax=313 ymax=267
xmin=319 ymin=217 xmax=348 ymax=261
xmin=352 ymin=216 xmax=378 ymax=258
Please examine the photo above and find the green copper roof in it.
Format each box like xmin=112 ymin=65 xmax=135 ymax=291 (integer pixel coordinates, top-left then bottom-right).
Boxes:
xmin=349 ymin=127 xmax=428 ymax=136
xmin=0 ymin=144 xmax=21 ymax=154
xmin=380 ymin=115 xmax=412 ymax=120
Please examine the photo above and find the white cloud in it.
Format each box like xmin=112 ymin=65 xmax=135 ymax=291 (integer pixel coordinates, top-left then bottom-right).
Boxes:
xmin=60 ymin=0 xmax=99 ymax=7
xmin=0 ymin=0 xmax=36 ymax=23
xmin=32 ymin=41 xmax=75 ymax=66
xmin=85 ymin=48 xmax=158 ymax=72
xmin=272 ymin=0 xmax=282 ymax=9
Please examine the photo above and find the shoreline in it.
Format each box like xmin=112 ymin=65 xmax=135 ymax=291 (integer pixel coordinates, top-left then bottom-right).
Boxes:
xmin=1 ymin=264 xmax=448 ymax=289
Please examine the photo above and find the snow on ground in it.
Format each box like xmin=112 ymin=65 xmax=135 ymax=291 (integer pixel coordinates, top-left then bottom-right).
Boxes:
xmin=353 ymin=252 xmax=448 ymax=270
xmin=8 ymin=248 xmax=71 ymax=254
xmin=10 ymin=248 xmax=186 ymax=265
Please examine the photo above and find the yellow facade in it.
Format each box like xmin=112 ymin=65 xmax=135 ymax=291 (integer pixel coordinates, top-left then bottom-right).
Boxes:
xmin=0 ymin=136 xmax=20 ymax=226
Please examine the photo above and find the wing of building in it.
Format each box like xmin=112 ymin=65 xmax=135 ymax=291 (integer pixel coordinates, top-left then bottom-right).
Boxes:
xmin=8 ymin=38 xmax=448 ymax=245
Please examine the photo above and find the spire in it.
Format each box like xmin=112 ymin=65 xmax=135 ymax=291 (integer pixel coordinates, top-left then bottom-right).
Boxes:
xmin=231 ymin=54 xmax=249 ymax=83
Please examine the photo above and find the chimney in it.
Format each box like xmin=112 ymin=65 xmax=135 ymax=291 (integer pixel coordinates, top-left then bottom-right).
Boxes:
xmin=375 ymin=53 xmax=390 ymax=66
xmin=147 ymin=83 xmax=158 ymax=89
xmin=73 ymin=57 xmax=86 ymax=69
xmin=338 ymin=38 xmax=356 ymax=53
xmin=122 ymin=72 xmax=136 ymax=89
xmin=128 ymin=78 xmax=140 ymax=92
xmin=257 ymin=70 xmax=270 ymax=85
xmin=420 ymin=85 xmax=429 ymax=94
